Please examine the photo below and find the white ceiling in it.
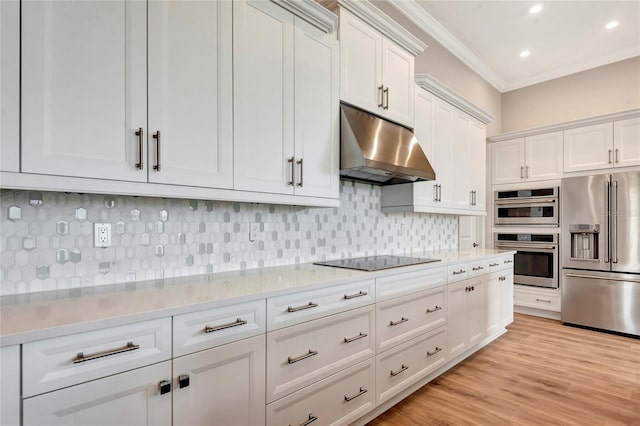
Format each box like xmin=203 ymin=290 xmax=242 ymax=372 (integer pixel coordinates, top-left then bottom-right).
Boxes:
xmin=392 ymin=1 xmax=640 ymax=92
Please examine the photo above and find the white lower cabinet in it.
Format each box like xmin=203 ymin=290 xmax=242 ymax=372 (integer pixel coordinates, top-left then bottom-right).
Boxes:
xmin=375 ymin=325 xmax=447 ymax=405
xmin=447 ymin=278 xmax=485 ymax=360
xmin=266 ymin=358 xmax=375 ymax=426
xmin=0 ymin=345 xmax=20 ymax=426
xmin=172 ymin=335 xmax=266 ymax=426
xmin=23 ymin=361 xmax=172 ymax=426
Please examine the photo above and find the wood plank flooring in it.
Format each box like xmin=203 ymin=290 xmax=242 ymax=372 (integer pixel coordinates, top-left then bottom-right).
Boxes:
xmin=368 ymin=313 xmax=640 ymax=426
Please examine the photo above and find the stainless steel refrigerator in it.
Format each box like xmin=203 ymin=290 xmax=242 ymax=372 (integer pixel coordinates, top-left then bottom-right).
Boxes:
xmin=561 ymin=171 xmax=640 ymax=336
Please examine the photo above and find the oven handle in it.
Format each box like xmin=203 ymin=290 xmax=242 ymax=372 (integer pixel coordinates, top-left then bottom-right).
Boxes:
xmin=495 ymin=198 xmax=557 ymax=205
xmin=495 ymin=244 xmax=556 ymax=251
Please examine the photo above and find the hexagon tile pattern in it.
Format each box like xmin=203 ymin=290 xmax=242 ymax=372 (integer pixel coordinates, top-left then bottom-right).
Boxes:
xmin=0 ymin=182 xmax=458 ymax=295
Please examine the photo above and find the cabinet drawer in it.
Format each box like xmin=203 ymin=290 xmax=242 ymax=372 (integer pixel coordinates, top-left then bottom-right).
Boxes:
xmin=266 ymin=305 xmax=375 ymax=403
xmin=23 ymin=318 xmax=171 ymax=397
xmin=267 ymin=279 xmax=375 ymax=331
xmin=514 ymin=288 xmax=560 ymax=312
xmin=447 ymin=263 xmax=468 ymax=282
xmin=173 ymin=299 xmax=265 ymax=357
xmin=376 ymin=267 xmax=446 ymax=302
xmin=375 ymin=325 xmax=447 ymax=405
xmin=487 ymin=257 xmax=507 ymax=272
xmin=376 ymin=287 xmax=446 ymax=353
xmin=266 ymin=358 xmax=375 ymax=426
xmin=468 ymin=259 xmax=489 ymax=277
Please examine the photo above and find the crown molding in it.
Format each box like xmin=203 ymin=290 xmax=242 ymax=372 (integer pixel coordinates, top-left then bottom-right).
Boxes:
xmin=336 ymin=0 xmax=426 ymax=56
xmin=278 ymin=0 xmax=338 ymax=34
xmin=488 ymin=108 xmax=640 ymax=142
xmin=390 ymin=0 xmax=505 ymax=92
xmin=415 ymin=74 xmax=494 ymax=124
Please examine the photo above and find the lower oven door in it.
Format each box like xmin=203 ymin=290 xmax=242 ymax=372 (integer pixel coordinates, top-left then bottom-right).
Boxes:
xmin=495 ymin=243 xmax=558 ymax=288
xmin=494 ymin=201 xmax=558 ymax=226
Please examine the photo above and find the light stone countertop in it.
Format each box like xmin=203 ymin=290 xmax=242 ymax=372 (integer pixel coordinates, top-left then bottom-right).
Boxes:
xmin=0 ymin=248 xmax=513 ymax=346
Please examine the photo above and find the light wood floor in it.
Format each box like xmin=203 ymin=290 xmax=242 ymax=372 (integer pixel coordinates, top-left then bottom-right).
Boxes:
xmin=368 ymin=313 xmax=640 ymax=426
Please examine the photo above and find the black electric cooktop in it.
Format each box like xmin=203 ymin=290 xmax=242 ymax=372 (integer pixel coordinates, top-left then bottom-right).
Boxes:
xmin=314 ymin=255 xmax=440 ymax=272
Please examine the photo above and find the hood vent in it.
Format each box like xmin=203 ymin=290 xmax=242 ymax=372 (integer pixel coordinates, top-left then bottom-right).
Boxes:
xmin=339 ymin=103 xmax=435 ymax=185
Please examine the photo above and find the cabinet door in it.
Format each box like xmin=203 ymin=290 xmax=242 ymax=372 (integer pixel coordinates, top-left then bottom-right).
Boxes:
xmin=1 ymin=345 xmax=19 ymax=426
xmin=0 ymin=0 xmax=19 ymax=172
xmin=452 ymin=111 xmax=472 ymax=209
xmin=21 ymin=0 xmax=147 ymax=181
xmin=467 ymin=278 xmax=485 ymax=347
xmin=413 ymin=87 xmax=438 ymax=207
xmin=491 ymin=139 xmax=525 ymax=184
xmin=447 ymin=281 xmax=468 ymax=359
xmin=613 ymin=117 xmax=640 ymax=168
xmin=173 ymin=335 xmax=265 ymax=426
xmin=338 ymin=9 xmax=382 ymax=115
xmin=23 ymin=361 xmax=171 ymax=426
xmin=469 ymin=119 xmax=487 ymax=211
xmin=525 ymin=131 xmax=563 ymax=181
xmin=435 ymin=101 xmax=454 ymax=206
xmin=484 ymin=273 xmax=501 ymax=337
xmin=293 ymin=17 xmax=339 ymax=199
xmin=563 ymin=122 xmax=613 ymax=172
xmin=233 ymin=0 xmax=295 ymax=194
xmin=381 ymin=37 xmax=414 ymax=127
xmin=147 ymin=0 xmax=233 ymax=189
xmin=500 ymin=271 xmax=514 ymax=328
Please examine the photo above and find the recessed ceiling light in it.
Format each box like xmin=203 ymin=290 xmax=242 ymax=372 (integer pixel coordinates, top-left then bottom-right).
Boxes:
xmin=520 ymin=50 xmax=531 ymax=58
xmin=605 ymin=20 xmax=619 ymax=29
xmin=529 ymin=4 xmax=543 ymax=14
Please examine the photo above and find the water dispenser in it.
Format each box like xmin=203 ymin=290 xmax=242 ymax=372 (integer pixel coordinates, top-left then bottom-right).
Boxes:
xmin=569 ymin=224 xmax=599 ymax=260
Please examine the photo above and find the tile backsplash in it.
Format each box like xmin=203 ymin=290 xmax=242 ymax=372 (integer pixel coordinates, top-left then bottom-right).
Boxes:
xmin=0 ymin=181 xmax=457 ymax=295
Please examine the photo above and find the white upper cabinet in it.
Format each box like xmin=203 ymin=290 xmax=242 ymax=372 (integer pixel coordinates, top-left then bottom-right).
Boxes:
xmin=411 ymin=87 xmax=438 ymax=209
xmin=491 ymin=131 xmax=562 ymax=185
xmin=147 ymin=0 xmax=233 ymax=189
xmin=469 ymin=119 xmax=487 ymax=211
xmin=21 ymin=0 xmax=147 ymax=181
xmin=1 ymin=0 xmax=19 ymax=173
xmin=381 ymin=37 xmax=415 ymax=126
xmin=613 ymin=117 xmax=640 ymax=168
xmin=564 ymin=122 xmax=614 ymax=172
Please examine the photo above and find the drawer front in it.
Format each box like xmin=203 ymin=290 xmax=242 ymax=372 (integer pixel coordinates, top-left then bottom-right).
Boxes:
xmin=447 ymin=263 xmax=468 ymax=282
xmin=267 ymin=279 xmax=375 ymax=331
xmin=376 ymin=287 xmax=446 ymax=353
xmin=514 ymin=288 xmax=561 ymax=312
xmin=266 ymin=305 xmax=375 ymax=403
xmin=173 ymin=299 xmax=266 ymax=357
xmin=376 ymin=267 xmax=446 ymax=302
xmin=487 ymin=255 xmax=513 ymax=272
xmin=23 ymin=318 xmax=171 ymax=397
xmin=375 ymin=325 xmax=447 ymax=405
xmin=468 ymin=259 xmax=489 ymax=278
xmin=266 ymin=358 xmax=375 ymax=426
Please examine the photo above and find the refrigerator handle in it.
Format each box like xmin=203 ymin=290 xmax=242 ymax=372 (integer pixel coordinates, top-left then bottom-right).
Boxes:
xmin=604 ymin=180 xmax=610 ymax=263
xmin=612 ymin=180 xmax=618 ymax=263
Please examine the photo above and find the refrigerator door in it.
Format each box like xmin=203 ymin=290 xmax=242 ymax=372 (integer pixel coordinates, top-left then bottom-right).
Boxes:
xmin=611 ymin=172 xmax=640 ymax=274
xmin=561 ymin=174 xmax=611 ymax=271
xmin=562 ymin=269 xmax=640 ymax=336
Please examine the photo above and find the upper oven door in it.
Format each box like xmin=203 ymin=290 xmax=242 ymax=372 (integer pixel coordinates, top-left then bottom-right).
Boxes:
xmin=494 ymin=200 xmax=559 ymax=226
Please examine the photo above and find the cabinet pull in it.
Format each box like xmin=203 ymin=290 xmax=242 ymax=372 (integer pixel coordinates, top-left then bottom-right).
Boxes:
xmin=344 ymin=290 xmax=368 ymax=300
xmin=489 ymin=263 xmax=500 ymax=267
xmin=472 ymin=190 xmax=477 ymax=206
xmin=135 ymin=128 xmax=144 ymax=170
xmin=498 ymin=276 xmax=506 ymax=281
xmin=383 ymin=87 xmax=389 ymax=110
xmin=153 ymin=131 xmax=161 ymax=171
xmin=426 ymin=306 xmax=442 ymax=314
xmin=74 ymin=341 xmax=140 ymax=364
xmin=470 ymin=190 xmax=474 ymax=206
xmin=520 ymin=166 xmax=524 ymax=179
xmin=608 ymin=149 xmax=613 ymax=164
xmin=615 ymin=148 xmax=619 ymax=163
xmin=344 ymin=332 xmax=368 ymax=343
xmin=535 ymin=298 xmax=552 ymax=303
xmin=525 ymin=166 xmax=529 ymax=178
xmin=204 ymin=318 xmax=247 ymax=333
xmin=433 ymin=184 xmax=438 ymax=202
xmin=427 ymin=347 xmax=442 ymax=357
xmin=389 ymin=317 xmax=409 ymax=326
xmin=390 ymin=364 xmax=409 ymax=377
xmin=287 ymin=302 xmax=318 ymax=312
xmin=288 ymin=157 xmax=295 ymax=186
xmin=452 ymin=269 xmax=466 ymax=275
xmin=472 ymin=266 xmax=484 ymax=271
xmin=287 ymin=350 xmax=318 ymax=364
xmin=159 ymin=380 xmax=171 ymax=395
xmin=297 ymin=158 xmax=303 ymax=187
xmin=378 ymin=85 xmax=384 ymax=107
xmin=438 ymin=184 xmax=442 ymax=202
xmin=504 ymin=259 xmax=513 ymax=264
xmin=290 ymin=414 xmax=318 ymax=426
xmin=178 ymin=374 xmax=190 ymax=389
xmin=344 ymin=387 xmax=368 ymax=402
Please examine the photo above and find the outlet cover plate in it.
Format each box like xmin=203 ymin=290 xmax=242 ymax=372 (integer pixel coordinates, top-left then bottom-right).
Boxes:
xmin=94 ymin=223 xmax=112 ymax=248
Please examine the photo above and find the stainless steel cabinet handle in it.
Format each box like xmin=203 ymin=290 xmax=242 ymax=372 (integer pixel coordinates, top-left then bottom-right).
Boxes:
xmin=535 ymin=298 xmax=551 ymax=303
xmin=287 ymin=350 xmax=318 ymax=364
xmin=427 ymin=347 xmax=442 ymax=357
xmin=520 ymin=166 xmax=524 ymax=179
xmin=426 ymin=306 xmax=442 ymax=314
xmin=489 ymin=262 xmax=499 ymax=267
xmin=498 ymin=276 xmax=506 ymax=281
xmin=390 ymin=364 xmax=409 ymax=377
xmin=290 ymin=414 xmax=318 ymax=426
xmin=438 ymin=184 xmax=442 ymax=202
xmin=204 ymin=318 xmax=247 ymax=333
xmin=434 ymin=184 xmax=438 ymax=202
xmin=378 ymin=85 xmax=384 ymax=107
xmin=525 ymin=166 xmax=529 ymax=178
xmin=470 ymin=191 xmax=474 ymax=206
xmin=608 ymin=149 xmax=613 ymax=164
xmin=288 ymin=157 xmax=295 ymax=186
xmin=504 ymin=259 xmax=513 ymax=264
xmin=287 ymin=302 xmax=318 ymax=312
xmin=615 ymin=148 xmax=619 ymax=163
xmin=135 ymin=128 xmax=144 ymax=170
xmin=153 ymin=131 xmax=161 ymax=171
xmin=383 ymin=87 xmax=389 ymax=110
xmin=565 ymin=272 xmax=640 ymax=284
xmin=297 ymin=158 xmax=303 ymax=187
xmin=344 ymin=387 xmax=368 ymax=402
xmin=452 ymin=269 xmax=466 ymax=275
xmin=389 ymin=317 xmax=409 ymax=326
xmin=344 ymin=332 xmax=368 ymax=343
xmin=344 ymin=291 xmax=368 ymax=300
xmin=472 ymin=266 xmax=484 ymax=271
xmin=74 ymin=341 xmax=139 ymax=364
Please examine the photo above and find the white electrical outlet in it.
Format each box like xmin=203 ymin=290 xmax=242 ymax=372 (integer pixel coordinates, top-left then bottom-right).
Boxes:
xmin=94 ymin=223 xmax=112 ymax=248
xmin=249 ymin=223 xmax=259 ymax=242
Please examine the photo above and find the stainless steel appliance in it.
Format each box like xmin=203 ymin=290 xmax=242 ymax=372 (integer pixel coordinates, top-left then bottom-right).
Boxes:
xmin=561 ymin=172 xmax=640 ymax=336
xmin=494 ymin=187 xmax=559 ymax=226
xmin=314 ymin=255 xmax=440 ymax=271
xmin=494 ymin=233 xmax=558 ymax=289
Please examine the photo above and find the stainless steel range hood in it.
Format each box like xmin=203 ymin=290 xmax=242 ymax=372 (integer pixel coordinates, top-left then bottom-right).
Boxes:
xmin=339 ymin=103 xmax=435 ymax=185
